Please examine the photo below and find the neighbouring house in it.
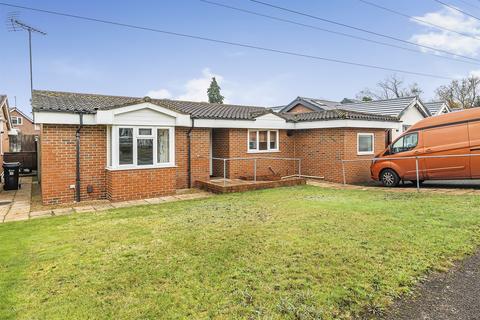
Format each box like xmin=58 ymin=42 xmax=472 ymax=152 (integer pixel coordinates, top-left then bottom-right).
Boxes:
xmin=282 ymin=96 xmax=441 ymax=144
xmin=32 ymin=90 xmax=398 ymax=205
xmin=0 ymin=95 xmax=17 ymax=168
xmin=423 ymin=101 xmax=451 ymax=116
xmin=9 ymin=107 xmax=40 ymax=152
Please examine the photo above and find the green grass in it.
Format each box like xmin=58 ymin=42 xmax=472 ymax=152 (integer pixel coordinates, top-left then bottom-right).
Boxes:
xmin=1 ymin=186 xmax=480 ymax=319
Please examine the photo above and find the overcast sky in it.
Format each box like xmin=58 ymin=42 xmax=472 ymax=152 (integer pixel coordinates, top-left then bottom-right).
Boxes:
xmin=2 ymin=0 xmax=480 ymax=115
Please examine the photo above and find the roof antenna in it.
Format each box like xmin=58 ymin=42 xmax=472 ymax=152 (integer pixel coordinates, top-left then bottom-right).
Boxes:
xmin=7 ymin=12 xmax=46 ymax=103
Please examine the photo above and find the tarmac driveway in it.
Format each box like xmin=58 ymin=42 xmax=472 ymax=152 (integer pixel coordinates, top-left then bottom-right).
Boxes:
xmin=383 ymin=251 xmax=480 ymax=320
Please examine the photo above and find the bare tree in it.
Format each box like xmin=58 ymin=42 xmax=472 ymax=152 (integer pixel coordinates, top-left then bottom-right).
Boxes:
xmin=355 ymin=74 xmax=423 ymax=101
xmin=435 ymin=76 xmax=480 ymax=109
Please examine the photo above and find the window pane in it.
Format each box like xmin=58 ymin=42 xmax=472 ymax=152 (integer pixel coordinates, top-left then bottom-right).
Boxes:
xmin=269 ymin=131 xmax=277 ymax=149
xmin=259 ymin=131 xmax=268 ymax=150
xmin=139 ymin=128 xmax=152 ymax=135
xmin=249 ymin=131 xmax=257 ymax=150
xmin=119 ymin=128 xmax=133 ymax=165
xmin=157 ymin=129 xmax=169 ymax=163
xmin=137 ymin=138 xmax=153 ymax=165
xmin=392 ymin=133 xmax=418 ymax=154
xmin=404 ymin=133 xmax=418 ymax=149
xmin=359 ymin=135 xmax=373 ymax=153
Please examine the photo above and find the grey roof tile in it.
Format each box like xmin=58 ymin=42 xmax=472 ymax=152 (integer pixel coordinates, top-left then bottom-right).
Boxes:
xmin=280 ymin=109 xmax=398 ymax=122
xmin=32 ymin=90 xmax=270 ymax=120
xmin=338 ymin=96 xmax=418 ymax=117
xmin=32 ymin=90 xmax=398 ymax=123
xmin=424 ymin=101 xmax=446 ymax=115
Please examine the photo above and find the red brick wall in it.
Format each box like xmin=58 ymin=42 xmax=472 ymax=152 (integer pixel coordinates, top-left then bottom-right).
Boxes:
xmin=211 ymin=129 xmax=297 ymax=179
xmin=175 ymin=128 xmax=211 ymax=189
xmin=294 ymin=128 xmax=346 ymax=182
xmin=106 ymin=167 xmax=176 ymax=201
xmin=342 ymin=128 xmax=386 ymax=184
xmin=41 ymin=125 xmax=107 ymax=205
xmin=287 ymin=104 xmax=315 ymax=114
xmin=294 ymin=128 xmax=386 ymax=183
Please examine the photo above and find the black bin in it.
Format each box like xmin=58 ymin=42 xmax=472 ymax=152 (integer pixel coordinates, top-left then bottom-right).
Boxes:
xmin=3 ymin=162 xmax=21 ymax=190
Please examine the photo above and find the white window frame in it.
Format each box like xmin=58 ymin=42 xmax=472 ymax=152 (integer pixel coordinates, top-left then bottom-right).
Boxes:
xmin=108 ymin=125 xmax=175 ymax=170
xmin=247 ymin=129 xmax=279 ymax=153
xmin=357 ymin=133 xmax=375 ymax=155
xmin=12 ymin=116 xmax=22 ymax=125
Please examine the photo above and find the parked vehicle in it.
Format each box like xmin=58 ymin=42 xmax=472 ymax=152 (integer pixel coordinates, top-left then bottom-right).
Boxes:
xmin=371 ymin=107 xmax=480 ymax=187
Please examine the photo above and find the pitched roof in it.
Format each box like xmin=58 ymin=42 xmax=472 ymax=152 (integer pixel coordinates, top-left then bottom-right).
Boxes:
xmin=280 ymin=109 xmax=398 ymax=122
xmin=338 ymin=96 xmax=427 ymax=117
xmin=32 ymin=90 xmax=272 ymax=120
xmin=32 ymin=90 xmax=398 ymax=124
xmin=423 ymin=101 xmax=449 ymax=115
xmin=281 ymin=96 xmax=339 ymax=112
xmin=0 ymin=95 xmax=13 ymax=131
xmin=9 ymin=107 xmax=33 ymax=123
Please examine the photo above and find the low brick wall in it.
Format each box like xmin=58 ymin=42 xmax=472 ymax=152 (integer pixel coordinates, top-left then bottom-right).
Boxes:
xmin=106 ymin=167 xmax=176 ymax=202
xmin=196 ymin=178 xmax=306 ymax=194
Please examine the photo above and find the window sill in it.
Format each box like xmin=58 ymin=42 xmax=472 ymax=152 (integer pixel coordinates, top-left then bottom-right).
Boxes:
xmin=357 ymin=152 xmax=374 ymax=156
xmin=247 ymin=150 xmax=280 ymax=154
xmin=106 ymin=164 xmax=177 ymax=171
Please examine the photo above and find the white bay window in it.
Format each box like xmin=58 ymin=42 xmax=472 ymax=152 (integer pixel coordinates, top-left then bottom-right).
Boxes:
xmin=108 ymin=126 xmax=175 ymax=169
xmin=248 ymin=129 xmax=279 ymax=152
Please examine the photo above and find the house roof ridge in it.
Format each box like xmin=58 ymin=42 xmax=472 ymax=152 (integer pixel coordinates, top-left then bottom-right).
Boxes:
xmin=340 ymin=95 xmax=417 ymax=106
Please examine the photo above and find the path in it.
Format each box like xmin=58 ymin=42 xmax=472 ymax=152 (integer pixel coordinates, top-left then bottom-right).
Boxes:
xmin=384 ymin=251 xmax=480 ymax=320
xmin=0 ymin=177 xmax=212 ymax=223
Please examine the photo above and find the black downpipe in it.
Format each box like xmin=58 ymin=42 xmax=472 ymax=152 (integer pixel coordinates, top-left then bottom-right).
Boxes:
xmin=75 ymin=113 xmax=83 ymax=202
xmin=187 ymin=118 xmax=195 ymax=188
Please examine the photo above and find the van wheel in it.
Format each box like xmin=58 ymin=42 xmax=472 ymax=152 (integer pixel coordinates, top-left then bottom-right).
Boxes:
xmin=380 ymin=169 xmax=400 ymax=187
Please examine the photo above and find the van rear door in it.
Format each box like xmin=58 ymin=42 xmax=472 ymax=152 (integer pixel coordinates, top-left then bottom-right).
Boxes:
xmin=469 ymin=120 xmax=480 ymax=178
xmin=423 ymin=123 xmax=470 ymax=179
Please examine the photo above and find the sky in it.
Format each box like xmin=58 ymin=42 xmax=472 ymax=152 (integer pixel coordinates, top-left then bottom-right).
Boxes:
xmin=2 ymin=0 xmax=480 ymax=115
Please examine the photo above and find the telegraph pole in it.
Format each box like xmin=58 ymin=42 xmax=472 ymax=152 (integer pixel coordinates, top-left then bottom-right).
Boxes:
xmin=7 ymin=14 xmax=46 ymax=99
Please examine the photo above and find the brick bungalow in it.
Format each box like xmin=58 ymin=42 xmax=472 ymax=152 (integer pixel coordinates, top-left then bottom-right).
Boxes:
xmin=32 ymin=90 xmax=398 ymax=205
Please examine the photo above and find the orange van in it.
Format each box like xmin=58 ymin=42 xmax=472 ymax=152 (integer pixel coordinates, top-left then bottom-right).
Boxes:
xmin=371 ymin=107 xmax=480 ymax=187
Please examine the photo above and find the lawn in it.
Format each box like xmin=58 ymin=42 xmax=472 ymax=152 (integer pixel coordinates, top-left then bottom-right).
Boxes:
xmin=1 ymin=186 xmax=480 ymax=319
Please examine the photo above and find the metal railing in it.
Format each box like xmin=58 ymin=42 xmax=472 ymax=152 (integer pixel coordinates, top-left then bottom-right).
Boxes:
xmin=211 ymin=157 xmax=302 ymax=186
xmin=341 ymin=153 xmax=480 ymax=192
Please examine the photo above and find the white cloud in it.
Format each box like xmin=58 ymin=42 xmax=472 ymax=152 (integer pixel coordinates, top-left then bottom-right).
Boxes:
xmin=469 ymin=69 xmax=480 ymax=77
xmin=146 ymin=68 xmax=231 ymax=103
xmin=410 ymin=6 xmax=480 ymax=56
xmin=177 ymin=68 xmax=230 ymax=103
xmin=146 ymin=88 xmax=172 ymax=99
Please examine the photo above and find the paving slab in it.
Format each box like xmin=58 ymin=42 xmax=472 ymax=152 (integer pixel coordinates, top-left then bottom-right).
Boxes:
xmin=144 ymin=197 xmax=165 ymax=204
xmin=52 ymin=208 xmax=75 ymax=216
xmin=30 ymin=210 xmax=53 ymax=217
xmin=73 ymin=206 xmax=95 ymax=213
xmin=93 ymin=204 xmax=114 ymax=211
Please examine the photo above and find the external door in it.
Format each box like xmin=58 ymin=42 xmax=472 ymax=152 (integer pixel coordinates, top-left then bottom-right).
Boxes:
xmin=423 ymin=124 xmax=470 ymax=179
xmin=469 ymin=121 xmax=480 ymax=178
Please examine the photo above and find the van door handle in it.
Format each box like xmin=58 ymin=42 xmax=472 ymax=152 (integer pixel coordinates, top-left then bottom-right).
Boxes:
xmin=471 ymin=147 xmax=480 ymax=152
xmin=413 ymin=151 xmax=420 ymax=155
xmin=426 ymin=148 xmax=432 ymax=153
